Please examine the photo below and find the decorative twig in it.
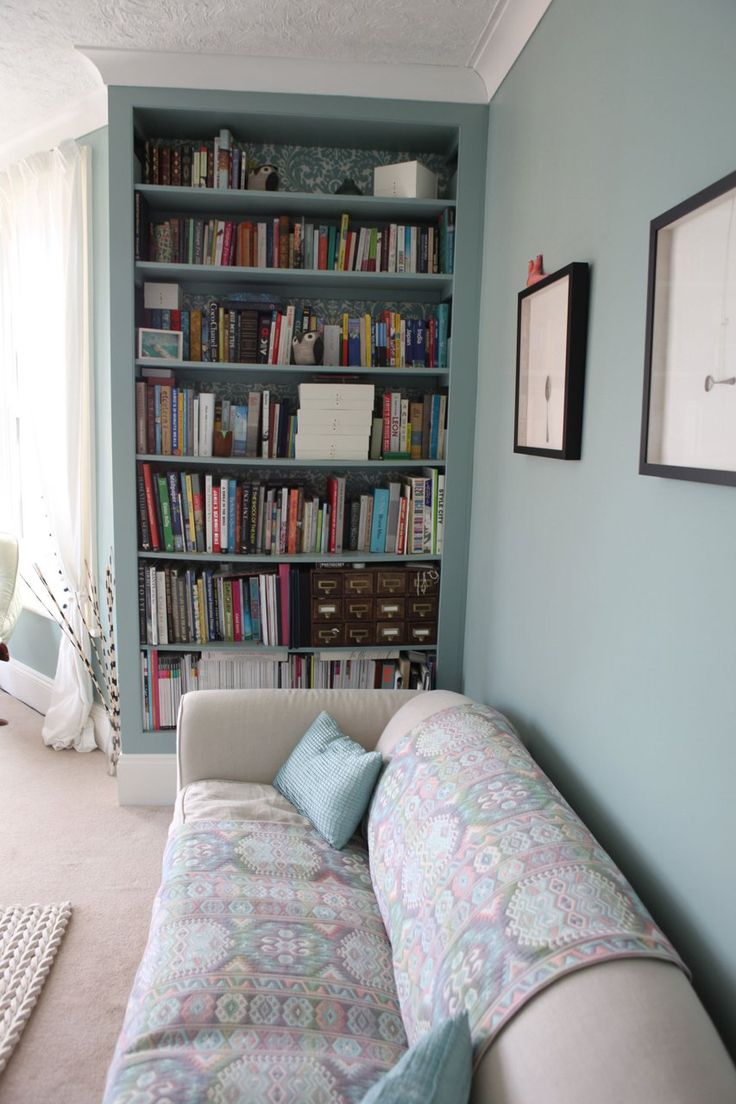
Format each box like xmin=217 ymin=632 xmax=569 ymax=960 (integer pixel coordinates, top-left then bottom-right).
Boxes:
xmin=29 ymin=551 xmax=121 ymax=774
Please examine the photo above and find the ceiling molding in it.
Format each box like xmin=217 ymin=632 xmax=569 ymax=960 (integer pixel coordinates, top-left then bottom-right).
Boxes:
xmin=0 ymin=88 xmax=107 ymax=173
xmin=78 ymin=47 xmax=488 ymax=105
xmin=469 ymin=0 xmax=553 ymax=100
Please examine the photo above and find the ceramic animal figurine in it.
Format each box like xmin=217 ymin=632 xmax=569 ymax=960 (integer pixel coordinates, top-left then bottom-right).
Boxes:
xmin=248 ymin=164 xmax=279 ymax=191
xmin=292 ymin=330 xmax=324 ymax=366
xmin=526 ymin=255 xmax=545 ymax=285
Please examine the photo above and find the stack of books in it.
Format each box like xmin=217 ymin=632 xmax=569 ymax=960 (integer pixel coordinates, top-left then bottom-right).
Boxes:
xmin=295 ymin=383 xmax=375 ymax=460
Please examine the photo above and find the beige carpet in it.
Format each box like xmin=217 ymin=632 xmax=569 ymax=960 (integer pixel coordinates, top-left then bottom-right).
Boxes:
xmin=0 ymin=691 xmax=171 ymax=1104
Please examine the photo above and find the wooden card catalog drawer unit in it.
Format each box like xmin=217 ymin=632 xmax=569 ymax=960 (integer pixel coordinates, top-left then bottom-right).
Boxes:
xmin=311 ymin=598 xmax=343 ymax=623
xmin=309 ymin=565 xmax=440 ymax=647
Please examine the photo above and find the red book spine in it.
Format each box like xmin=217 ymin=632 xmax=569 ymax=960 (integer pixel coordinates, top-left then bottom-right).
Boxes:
xmin=396 ymin=497 xmax=408 ymax=555
xmin=382 ymin=393 xmax=392 ymax=457
xmin=271 ymin=313 xmax=282 ymax=365
xmin=142 ymin=463 xmax=160 ymax=550
xmin=232 ymin=580 xmax=242 ymax=641
xmin=221 ymin=221 xmax=234 ymax=266
xmin=318 ymin=229 xmax=328 ymax=270
xmin=212 ymin=486 xmax=221 ymax=553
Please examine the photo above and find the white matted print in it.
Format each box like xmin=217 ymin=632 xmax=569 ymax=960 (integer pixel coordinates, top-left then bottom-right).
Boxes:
xmin=514 ymin=263 xmax=589 ymax=460
xmin=517 ymin=276 xmax=569 ymax=451
xmin=642 ymin=174 xmax=736 ymax=482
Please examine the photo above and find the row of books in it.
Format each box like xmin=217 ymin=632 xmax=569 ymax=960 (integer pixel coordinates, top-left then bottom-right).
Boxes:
xmin=136 ymin=382 xmax=447 ymax=462
xmin=141 ymin=647 xmax=437 ymax=730
xmin=137 ymin=466 xmax=445 ymax=556
xmin=139 ymin=564 xmax=311 ymax=647
xmin=140 ymin=208 xmax=454 ymax=276
xmin=140 ymin=133 xmax=260 ymax=191
xmin=140 ymin=301 xmax=450 ymax=369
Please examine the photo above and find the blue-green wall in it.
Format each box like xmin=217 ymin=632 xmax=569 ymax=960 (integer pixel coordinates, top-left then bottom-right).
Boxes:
xmin=8 ymin=611 xmax=61 ymax=678
xmin=465 ymin=0 xmax=736 ymax=1052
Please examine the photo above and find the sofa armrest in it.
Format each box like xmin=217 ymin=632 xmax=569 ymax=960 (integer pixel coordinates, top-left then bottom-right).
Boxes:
xmin=176 ymin=688 xmax=421 ymax=791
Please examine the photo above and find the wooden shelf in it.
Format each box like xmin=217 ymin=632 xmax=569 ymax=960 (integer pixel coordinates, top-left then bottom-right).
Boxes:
xmin=136 ymin=183 xmax=455 ymax=222
xmin=141 ymin=642 xmax=437 ymax=654
xmin=135 ymin=358 xmax=449 ymax=381
xmin=138 ymin=551 xmax=441 ymax=564
xmin=136 ymin=453 xmax=446 ymax=469
xmin=135 ymin=261 xmax=453 ymax=300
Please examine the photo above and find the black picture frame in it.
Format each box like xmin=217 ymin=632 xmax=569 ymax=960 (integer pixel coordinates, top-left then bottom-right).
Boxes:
xmin=514 ymin=262 xmax=590 ymax=460
xmin=640 ymin=168 xmax=736 ymax=486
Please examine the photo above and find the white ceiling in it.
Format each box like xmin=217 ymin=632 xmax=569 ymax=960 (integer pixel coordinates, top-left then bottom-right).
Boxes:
xmin=0 ymin=0 xmax=552 ymax=165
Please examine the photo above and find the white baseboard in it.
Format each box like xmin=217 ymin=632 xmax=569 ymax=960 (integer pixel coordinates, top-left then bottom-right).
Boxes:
xmin=0 ymin=658 xmax=53 ymax=715
xmin=116 ymin=753 xmax=176 ymax=806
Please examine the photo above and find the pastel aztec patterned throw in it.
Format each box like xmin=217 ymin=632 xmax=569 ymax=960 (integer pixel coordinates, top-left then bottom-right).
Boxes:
xmin=367 ymin=703 xmax=688 ymax=1062
xmin=103 ymin=821 xmax=407 ymax=1104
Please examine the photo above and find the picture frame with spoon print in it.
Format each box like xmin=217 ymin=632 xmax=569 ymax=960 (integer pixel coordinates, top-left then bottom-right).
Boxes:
xmin=640 ymin=168 xmax=736 ymax=486
xmin=514 ymin=261 xmax=590 ymax=460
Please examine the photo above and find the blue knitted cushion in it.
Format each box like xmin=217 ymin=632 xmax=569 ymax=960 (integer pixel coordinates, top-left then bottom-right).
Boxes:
xmin=360 ymin=1014 xmax=472 ymax=1104
xmin=273 ymin=711 xmax=383 ymax=849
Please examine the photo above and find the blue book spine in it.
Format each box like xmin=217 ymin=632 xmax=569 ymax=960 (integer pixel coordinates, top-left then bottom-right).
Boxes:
xmin=249 ymin=577 xmax=261 ymax=642
xmin=161 ymin=309 xmax=171 ymax=330
xmin=149 ymin=309 xmax=162 ymax=329
xmin=154 ymin=386 xmax=162 ymax=454
xmin=242 ymin=583 xmax=253 ymax=640
xmin=437 ymin=303 xmax=449 ymax=369
xmin=228 ymin=479 xmax=237 ymax=551
xmin=171 ymin=387 xmax=179 ymax=455
xmin=167 ymin=471 xmax=184 ymax=551
xmin=179 ymin=472 xmax=192 ymax=551
xmin=182 ymin=310 xmax=190 ymax=361
xmin=415 ymin=319 xmax=426 ymax=368
xmin=370 ymin=488 xmax=390 ymax=553
xmin=430 ymin=394 xmax=441 ymax=460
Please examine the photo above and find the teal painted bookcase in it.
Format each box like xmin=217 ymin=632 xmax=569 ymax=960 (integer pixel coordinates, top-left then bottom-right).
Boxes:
xmin=107 ymin=86 xmax=487 ymax=755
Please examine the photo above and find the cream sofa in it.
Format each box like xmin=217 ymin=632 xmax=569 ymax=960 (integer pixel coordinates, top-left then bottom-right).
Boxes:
xmin=103 ymin=689 xmax=736 ymax=1103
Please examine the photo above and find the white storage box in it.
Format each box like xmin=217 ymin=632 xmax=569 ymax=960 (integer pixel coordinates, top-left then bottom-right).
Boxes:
xmin=143 ymin=281 xmax=181 ymax=310
xmin=373 ymin=160 xmax=438 ymax=199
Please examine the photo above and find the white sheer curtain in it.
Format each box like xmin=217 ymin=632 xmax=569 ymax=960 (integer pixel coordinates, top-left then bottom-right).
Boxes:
xmin=0 ymin=141 xmax=96 ymax=752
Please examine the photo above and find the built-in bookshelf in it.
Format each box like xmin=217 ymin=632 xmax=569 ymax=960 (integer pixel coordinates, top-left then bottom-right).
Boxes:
xmin=107 ymin=88 xmax=487 ymax=756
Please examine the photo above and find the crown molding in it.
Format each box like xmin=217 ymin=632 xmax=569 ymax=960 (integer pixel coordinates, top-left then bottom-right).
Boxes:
xmin=77 ymin=47 xmax=488 ymax=105
xmin=0 ymin=88 xmax=107 ymax=173
xmin=469 ymin=0 xmax=553 ymax=100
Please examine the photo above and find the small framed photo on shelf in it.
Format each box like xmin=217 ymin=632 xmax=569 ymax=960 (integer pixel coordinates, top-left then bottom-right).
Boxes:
xmin=640 ymin=168 xmax=736 ymax=486
xmin=138 ymin=328 xmax=183 ymax=360
xmin=514 ymin=262 xmax=590 ymax=459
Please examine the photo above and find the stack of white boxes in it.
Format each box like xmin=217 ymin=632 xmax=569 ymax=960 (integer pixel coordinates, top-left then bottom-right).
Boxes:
xmin=295 ymin=383 xmax=375 ymax=460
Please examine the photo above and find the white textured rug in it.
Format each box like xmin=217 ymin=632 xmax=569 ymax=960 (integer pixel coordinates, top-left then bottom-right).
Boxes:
xmin=0 ymin=903 xmax=72 ymax=1074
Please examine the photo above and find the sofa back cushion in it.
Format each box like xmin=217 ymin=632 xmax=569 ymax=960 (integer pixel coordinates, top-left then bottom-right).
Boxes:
xmin=367 ymin=702 xmax=686 ymax=1062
